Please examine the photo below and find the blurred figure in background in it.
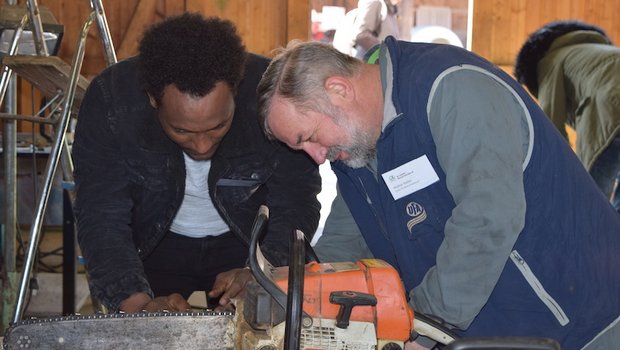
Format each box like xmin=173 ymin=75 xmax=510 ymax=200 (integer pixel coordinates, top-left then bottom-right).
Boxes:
xmin=332 ymin=0 xmax=401 ymax=58
xmin=515 ymin=20 xmax=620 ymax=208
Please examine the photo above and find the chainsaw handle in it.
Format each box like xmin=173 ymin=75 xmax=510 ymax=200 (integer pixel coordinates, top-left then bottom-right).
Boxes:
xmin=248 ymin=206 xmax=288 ymax=310
xmin=443 ymin=336 xmax=560 ymax=350
xmin=247 ymin=205 xmax=312 ymax=325
xmin=284 ymin=229 xmax=306 ymax=350
xmin=413 ymin=311 xmax=459 ymax=344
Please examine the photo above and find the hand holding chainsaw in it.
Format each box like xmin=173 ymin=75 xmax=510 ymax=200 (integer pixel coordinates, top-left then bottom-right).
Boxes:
xmin=119 ymin=292 xmax=192 ymax=313
xmin=208 ymin=267 xmax=254 ymax=311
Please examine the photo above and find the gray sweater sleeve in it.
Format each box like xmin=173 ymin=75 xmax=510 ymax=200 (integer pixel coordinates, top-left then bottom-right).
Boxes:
xmin=314 ymin=183 xmax=374 ymax=262
xmin=410 ymin=68 xmax=528 ymax=329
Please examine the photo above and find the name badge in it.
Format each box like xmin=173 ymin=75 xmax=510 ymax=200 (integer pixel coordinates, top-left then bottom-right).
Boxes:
xmin=381 ymin=155 xmax=439 ymax=200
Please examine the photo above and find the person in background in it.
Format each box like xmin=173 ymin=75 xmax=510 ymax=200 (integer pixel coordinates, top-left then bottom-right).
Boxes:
xmin=72 ymin=13 xmax=320 ymax=313
xmin=256 ymin=38 xmax=620 ymax=349
xmin=515 ymin=20 xmax=620 ymax=208
xmin=332 ymin=0 xmax=401 ymax=58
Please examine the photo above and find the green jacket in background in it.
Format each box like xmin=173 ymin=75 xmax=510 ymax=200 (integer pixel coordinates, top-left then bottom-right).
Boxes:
xmin=537 ymin=30 xmax=620 ymax=171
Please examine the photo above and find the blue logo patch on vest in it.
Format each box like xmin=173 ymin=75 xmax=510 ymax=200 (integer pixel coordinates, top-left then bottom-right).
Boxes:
xmin=406 ymin=202 xmax=427 ymax=233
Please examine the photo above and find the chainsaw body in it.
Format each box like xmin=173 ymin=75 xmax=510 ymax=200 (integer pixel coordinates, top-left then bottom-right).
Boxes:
xmin=240 ymin=258 xmax=414 ymax=349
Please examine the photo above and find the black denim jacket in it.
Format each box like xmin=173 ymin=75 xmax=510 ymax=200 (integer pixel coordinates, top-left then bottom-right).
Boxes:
xmin=72 ymin=54 xmax=321 ymax=310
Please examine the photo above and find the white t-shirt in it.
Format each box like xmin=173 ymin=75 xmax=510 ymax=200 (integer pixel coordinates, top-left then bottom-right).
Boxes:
xmin=169 ymin=153 xmax=229 ymax=237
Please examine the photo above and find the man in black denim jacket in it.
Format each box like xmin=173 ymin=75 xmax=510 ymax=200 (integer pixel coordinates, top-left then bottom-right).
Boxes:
xmin=72 ymin=14 xmax=320 ymax=313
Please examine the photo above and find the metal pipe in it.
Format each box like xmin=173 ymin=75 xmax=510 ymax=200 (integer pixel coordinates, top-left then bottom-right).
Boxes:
xmin=90 ymin=0 xmax=117 ymax=66
xmin=32 ymin=91 xmax=64 ymax=117
xmin=13 ymin=12 xmax=95 ymax=323
xmin=1 ymin=1 xmax=22 ymax=331
xmin=0 ymin=14 xmax=27 ymax=106
xmin=60 ymin=142 xmax=74 ymax=201
xmin=1 ymin=10 xmax=26 ymax=296
xmin=25 ymin=0 xmax=48 ymax=56
xmin=1 ymin=77 xmax=18 ymax=333
xmin=2 ymin=82 xmax=18 ymax=283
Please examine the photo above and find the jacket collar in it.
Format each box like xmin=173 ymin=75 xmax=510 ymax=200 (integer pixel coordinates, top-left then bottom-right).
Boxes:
xmin=548 ymin=31 xmax=610 ymax=53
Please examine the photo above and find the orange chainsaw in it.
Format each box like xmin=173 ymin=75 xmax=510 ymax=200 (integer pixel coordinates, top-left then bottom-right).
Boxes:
xmin=3 ymin=205 xmax=559 ymax=350
xmin=239 ymin=205 xmax=560 ymax=350
xmin=2 ymin=205 xmax=444 ymax=350
xmin=237 ymin=205 xmax=455 ymax=350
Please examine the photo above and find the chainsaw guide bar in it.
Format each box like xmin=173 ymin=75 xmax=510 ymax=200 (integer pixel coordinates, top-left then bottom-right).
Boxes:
xmin=3 ymin=311 xmax=236 ymax=349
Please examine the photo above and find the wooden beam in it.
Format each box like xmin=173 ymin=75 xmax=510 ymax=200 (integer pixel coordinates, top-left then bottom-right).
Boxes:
xmin=399 ymin=0 xmax=414 ymax=41
xmin=163 ymin=0 xmax=186 ymax=17
xmin=287 ymin=0 xmax=310 ymax=42
xmin=116 ymin=0 xmax=158 ymax=59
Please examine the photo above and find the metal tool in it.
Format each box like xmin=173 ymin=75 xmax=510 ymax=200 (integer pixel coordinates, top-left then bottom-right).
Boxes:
xmin=3 ymin=311 xmax=235 ymax=349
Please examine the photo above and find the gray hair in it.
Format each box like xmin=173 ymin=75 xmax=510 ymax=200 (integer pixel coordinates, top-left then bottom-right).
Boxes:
xmin=257 ymin=40 xmax=364 ymax=139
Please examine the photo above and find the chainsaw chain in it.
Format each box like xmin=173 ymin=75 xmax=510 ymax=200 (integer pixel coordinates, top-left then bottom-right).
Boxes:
xmin=6 ymin=310 xmax=234 ymax=328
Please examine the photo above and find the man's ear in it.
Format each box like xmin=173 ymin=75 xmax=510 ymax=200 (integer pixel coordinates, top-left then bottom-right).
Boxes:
xmin=325 ymin=76 xmax=354 ymax=104
xmin=147 ymin=93 xmax=158 ymax=109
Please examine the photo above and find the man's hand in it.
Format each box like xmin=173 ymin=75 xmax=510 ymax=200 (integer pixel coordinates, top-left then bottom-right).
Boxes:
xmin=207 ymin=268 xmax=254 ymax=311
xmin=119 ymin=292 xmax=191 ymax=313
xmin=405 ymin=340 xmax=431 ymax=350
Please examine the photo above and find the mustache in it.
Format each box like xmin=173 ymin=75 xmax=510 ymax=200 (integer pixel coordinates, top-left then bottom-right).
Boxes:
xmin=326 ymin=146 xmax=344 ymax=161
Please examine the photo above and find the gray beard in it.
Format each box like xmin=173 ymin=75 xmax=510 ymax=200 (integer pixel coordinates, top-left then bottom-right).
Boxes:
xmin=325 ymin=105 xmax=377 ymax=168
xmin=327 ymin=145 xmax=375 ymax=168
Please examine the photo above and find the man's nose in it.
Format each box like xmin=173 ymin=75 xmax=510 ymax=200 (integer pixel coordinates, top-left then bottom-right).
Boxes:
xmin=302 ymin=143 xmax=327 ymax=164
xmin=192 ymin=135 xmax=215 ymax=155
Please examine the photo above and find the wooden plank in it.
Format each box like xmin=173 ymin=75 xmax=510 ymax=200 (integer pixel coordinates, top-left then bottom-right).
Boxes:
xmin=2 ymin=55 xmax=91 ymax=112
xmin=187 ymin=0 xmax=290 ymax=56
xmin=399 ymin=0 xmax=414 ymax=41
xmin=116 ymin=0 xmax=158 ymax=60
xmin=163 ymin=0 xmax=186 ymax=17
xmin=288 ymin=0 xmax=311 ymax=42
xmin=471 ymin=0 xmax=620 ymax=66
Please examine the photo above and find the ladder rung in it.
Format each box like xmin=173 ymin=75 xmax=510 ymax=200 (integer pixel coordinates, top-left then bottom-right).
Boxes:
xmin=1 ymin=55 xmax=91 ymax=112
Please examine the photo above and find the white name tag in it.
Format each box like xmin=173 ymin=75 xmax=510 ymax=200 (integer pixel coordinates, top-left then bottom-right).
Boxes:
xmin=381 ymin=155 xmax=439 ymax=200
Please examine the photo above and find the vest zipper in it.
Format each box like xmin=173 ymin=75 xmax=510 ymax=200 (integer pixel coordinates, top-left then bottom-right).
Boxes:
xmin=510 ymin=250 xmax=570 ymax=326
xmin=357 ymin=177 xmax=390 ymax=240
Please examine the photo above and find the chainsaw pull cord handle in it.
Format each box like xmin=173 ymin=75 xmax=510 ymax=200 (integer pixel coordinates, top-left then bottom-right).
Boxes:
xmin=329 ymin=290 xmax=377 ymax=329
xmin=248 ymin=205 xmax=313 ymax=326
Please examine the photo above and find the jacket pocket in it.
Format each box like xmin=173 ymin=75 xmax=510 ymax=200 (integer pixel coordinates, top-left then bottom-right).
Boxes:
xmin=510 ymin=250 xmax=570 ymax=326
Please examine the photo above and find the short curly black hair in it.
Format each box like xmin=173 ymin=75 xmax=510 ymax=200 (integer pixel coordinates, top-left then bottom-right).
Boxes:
xmin=138 ymin=13 xmax=247 ymax=102
xmin=514 ymin=20 xmax=609 ymax=97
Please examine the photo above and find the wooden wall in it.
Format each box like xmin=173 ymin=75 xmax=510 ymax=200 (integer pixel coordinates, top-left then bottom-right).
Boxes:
xmin=35 ymin=0 xmax=309 ymax=78
xmin=8 ymin=0 xmax=309 ymax=131
xmin=26 ymin=0 xmax=620 ymax=84
xmin=471 ymin=0 xmax=620 ymax=67
xmin=187 ymin=0 xmax=309 ymax=57
xmin=5 ymin=0 xmax=620 ymax=132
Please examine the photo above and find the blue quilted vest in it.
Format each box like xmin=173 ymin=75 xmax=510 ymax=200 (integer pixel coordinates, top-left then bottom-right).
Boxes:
xmin=332 ymin=37 xmax=620 ymax=348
